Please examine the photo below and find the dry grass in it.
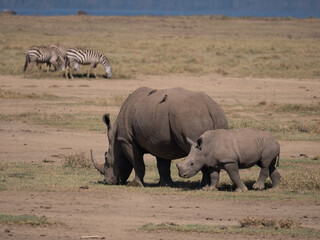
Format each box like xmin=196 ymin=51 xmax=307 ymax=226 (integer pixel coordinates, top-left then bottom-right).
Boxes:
xmin=62 ymin=151 xmax=92 ymax=169
xmin=239 ymin=217 xmax=301 ymax=229
xmin=0 ymin=15 xmax=319 ymax=79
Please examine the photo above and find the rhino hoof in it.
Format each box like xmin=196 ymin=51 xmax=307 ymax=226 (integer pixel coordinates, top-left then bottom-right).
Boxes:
xmin=202 ymin=186 xmax=218 ymax=191
xmin=235 ymin=186 xmax=248 ymax=192
xmin=268 ymin=186 xmax=280 ymax=192
xmin=157 ymin=180 xmax=175 ymax=187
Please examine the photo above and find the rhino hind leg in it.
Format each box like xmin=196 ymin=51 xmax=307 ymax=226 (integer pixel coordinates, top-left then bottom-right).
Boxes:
xmin=269 ymin=164 xmax=281 ymax=190
xmin=224 ymin=162 xmax=248 ymax=192
xmin=253 ymin=167 xmax=269 ymax=190
xmin=156 ymin=158 xmax=174 ymax=187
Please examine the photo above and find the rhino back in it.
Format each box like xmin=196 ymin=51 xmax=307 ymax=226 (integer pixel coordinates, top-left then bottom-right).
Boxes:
xmin=115 ymin=87 xmax=228 ymax=160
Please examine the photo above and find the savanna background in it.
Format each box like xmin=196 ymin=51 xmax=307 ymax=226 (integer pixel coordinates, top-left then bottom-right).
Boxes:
xmin=0 ymin=12 xmax=320 ymax=240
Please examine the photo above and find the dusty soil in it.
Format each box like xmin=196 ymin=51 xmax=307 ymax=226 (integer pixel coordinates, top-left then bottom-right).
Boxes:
xmin=0 ymin=74 xmax=320 ymax=239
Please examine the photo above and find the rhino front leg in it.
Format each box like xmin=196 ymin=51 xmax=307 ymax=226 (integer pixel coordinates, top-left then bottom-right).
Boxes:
xmin=224 ymin=162 xmax=248 ymax=192
xmin=202 ymin=167 xmax=220 ymax=191
xmin=200 ymin=167 xmax=211 ymax=189
xmin=128 ymin=157 xmax=145 ymax=187
xmin=122 ymin=143 xmax=145 ymax=187
xmin=156 ymin=158 xmax=174 ymax=187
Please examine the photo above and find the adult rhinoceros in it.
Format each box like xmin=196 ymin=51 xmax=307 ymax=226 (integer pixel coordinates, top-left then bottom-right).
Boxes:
xmin=91 ymin=87 xmax=228 ymax=187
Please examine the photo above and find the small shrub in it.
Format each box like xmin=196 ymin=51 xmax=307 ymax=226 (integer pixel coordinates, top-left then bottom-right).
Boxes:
xmin=239 ymin=217 xmax=301 ymax=229
xmin=62 ymin=151 xmax=92 ymax=169
xmin=281 ymin=170 xmax=320 ymax=191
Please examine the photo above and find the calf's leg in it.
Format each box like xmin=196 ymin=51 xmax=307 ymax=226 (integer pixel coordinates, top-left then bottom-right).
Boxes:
xmin=269 ymin=162 xmax=281 ymax=190
xmin=203 ymin=168 xmax=220 ymax=191
xmin=224 ymin=162 xmax=248 ymax=192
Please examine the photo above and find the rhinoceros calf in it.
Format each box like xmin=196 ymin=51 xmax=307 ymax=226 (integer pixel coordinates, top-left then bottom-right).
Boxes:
xmin=91 ymin=87 xmax=228 ymax=187
xmin=176 ymin=128 xmax=281 ymax=192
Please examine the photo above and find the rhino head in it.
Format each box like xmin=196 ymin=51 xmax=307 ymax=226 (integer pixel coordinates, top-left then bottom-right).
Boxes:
xmin=176 ymin=137 xmax=206 ymax=178
xmin=91 ymin=113 xmax=132 ymax=184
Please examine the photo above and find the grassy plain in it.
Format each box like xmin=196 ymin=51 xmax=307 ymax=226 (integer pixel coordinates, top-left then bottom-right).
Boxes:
xmin=0 ymin=15 xmax=320 ymax=79
xmin=0 ymin=15 xmax=320 ymax=240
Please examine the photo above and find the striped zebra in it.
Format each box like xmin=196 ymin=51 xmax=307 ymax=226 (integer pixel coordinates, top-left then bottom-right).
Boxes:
xmin=65 ymin=48 xmax=112 ymax=79
xmin=23 ymin=46 xmax=65 ymax=73
xmin=50 ymin=43 xmax=80 ymax=72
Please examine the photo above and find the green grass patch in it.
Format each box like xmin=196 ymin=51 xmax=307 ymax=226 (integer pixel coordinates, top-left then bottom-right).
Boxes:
xmin=0 ymin=112 xmax=106 ymax=132
xmin=228 ymin=118 xmax=320 ymax=141
xmin=0 ymin=214 xmax=58 ymax=226
xmin=83 ymin=95 xmax=126 ymax=107
xmin=139 ymin=221 xmax=320 ymax=238
xmin=0 ymin=89 xmax=60 ymax=100
xmin=1 ymin=158 xmax=319 ymax=201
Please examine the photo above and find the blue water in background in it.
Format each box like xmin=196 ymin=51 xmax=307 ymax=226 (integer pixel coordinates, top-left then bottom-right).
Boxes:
xmin=2 ymin=8 xmax=319 ymax=18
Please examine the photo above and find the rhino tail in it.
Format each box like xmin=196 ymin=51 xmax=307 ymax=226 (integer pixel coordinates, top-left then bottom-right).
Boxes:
xmin=276 ymin=152 xmax=280 ymax=167
xmin=90 ymin=149 xmax=105 ymax=175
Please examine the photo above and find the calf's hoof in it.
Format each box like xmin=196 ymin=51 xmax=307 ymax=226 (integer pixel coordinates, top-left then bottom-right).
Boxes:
xmin=252 ymin=182 xmax=265 ymax=190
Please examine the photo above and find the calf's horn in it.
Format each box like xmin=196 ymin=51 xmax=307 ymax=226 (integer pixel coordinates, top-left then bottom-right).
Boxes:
xmin=90 ymin=149 xmax=105 ymax=175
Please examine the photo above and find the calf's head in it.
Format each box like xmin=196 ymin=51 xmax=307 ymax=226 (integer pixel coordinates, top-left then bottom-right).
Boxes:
xmin=176 ymin=137 xmax=206 ymax=178
xmin=91 ymin=113 xmax=132 ymax=184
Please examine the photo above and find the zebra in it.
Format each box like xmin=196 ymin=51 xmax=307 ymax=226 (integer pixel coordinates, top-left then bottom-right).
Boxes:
xmin=49 ymin=43 xmax=80 ymax=72
xmin=65 ymin=48 xmax=112 ymax=79
xmin=50 ymin=43 xmax=80 ymax=72
xmin=23 ymin=46 xmax=65 ymax=73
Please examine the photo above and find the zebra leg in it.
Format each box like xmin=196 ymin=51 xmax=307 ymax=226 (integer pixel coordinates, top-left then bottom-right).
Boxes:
xmin=88 ymin=63 xmax=95 ymax=78
xmin=36 ymin=62 xmax=42 ymax=71
xmin=65 ymin=65 xmax=69 ymax=79
xmin=28 ymin=61 xmax=36 ymax=71
xmin=69 ymin=61 xmax=74 ymax=79
xmin=94 ymin=65 xmax=98 ymax=78
xmin=51 ymin=61 xmax=58 ymax=72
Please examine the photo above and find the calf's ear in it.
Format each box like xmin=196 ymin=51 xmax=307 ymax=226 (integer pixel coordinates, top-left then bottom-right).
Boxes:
xmin=102 ymin=113 xmax=111 ymax=131
xmin=196 ymin=137 xmax=203 ymax=150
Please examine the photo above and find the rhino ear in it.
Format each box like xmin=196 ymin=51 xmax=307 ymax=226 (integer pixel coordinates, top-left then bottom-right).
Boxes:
xmin=186 ymin=137 xmax=196 ymax=146
xmin=196 ymin=137 xmax=203 ymax=150
xmin=102 ymin=113 xmax=111 ymax=131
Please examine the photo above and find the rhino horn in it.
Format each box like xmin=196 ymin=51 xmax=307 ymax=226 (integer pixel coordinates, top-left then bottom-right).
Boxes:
xmin=90 ymin=149 xmax=105 ymax=175
xmin=186 ymin=137 xmax=196 ymax=146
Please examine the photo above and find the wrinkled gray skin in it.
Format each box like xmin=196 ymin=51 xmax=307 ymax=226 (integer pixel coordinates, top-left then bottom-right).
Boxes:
xmin=91 ymin=87 xmax=228 ymax=187
xmin=176 ymin=128 xmax=281 ymax=192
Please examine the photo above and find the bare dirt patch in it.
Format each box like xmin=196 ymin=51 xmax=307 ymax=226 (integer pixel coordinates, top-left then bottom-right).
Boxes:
xmin=1 ymin=74 xmax=320 ymax=239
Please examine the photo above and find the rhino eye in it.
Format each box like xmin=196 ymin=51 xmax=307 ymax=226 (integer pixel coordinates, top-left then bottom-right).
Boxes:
xmin=190 ymin=162 xmax=194 ymax=166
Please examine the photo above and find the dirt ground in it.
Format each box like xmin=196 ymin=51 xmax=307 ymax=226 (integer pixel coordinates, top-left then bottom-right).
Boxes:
xmin=0 ymin=74 xmax=320 ymax=239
